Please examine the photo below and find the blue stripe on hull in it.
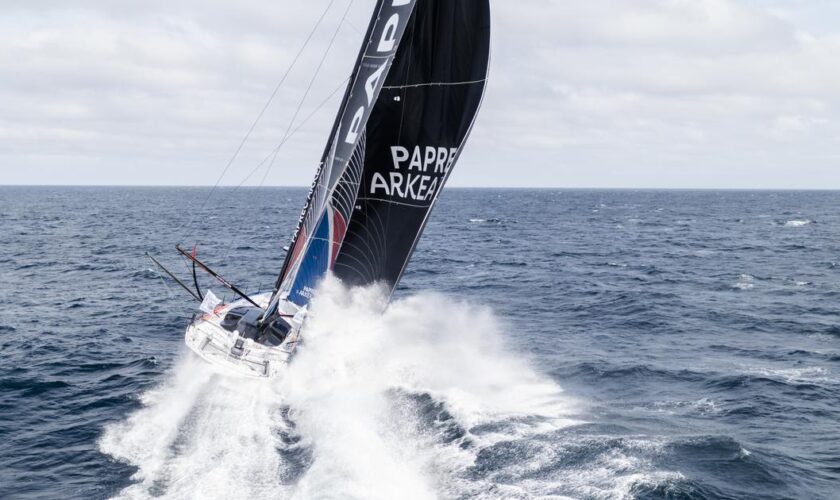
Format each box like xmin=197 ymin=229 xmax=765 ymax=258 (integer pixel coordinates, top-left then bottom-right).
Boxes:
xmin=288 ymin=211 xmax=332 ymax=307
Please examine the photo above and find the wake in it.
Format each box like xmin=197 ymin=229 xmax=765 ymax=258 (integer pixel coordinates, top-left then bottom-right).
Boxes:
xmin=100 ymin=278 xmax=577 ymax=499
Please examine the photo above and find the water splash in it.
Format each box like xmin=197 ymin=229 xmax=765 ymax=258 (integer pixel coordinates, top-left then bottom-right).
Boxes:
xmin=733 ymin=273 xmax=755 ymax=290
xmin=280 ymin=278 xmax=579 ymax=498
xmin=100 ymin=278 xmax=578 ymax=498
xmin=99 ymin=356 xmax=290 ymax=498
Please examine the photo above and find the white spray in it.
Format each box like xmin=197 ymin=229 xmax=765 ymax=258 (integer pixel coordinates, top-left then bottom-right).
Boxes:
xmin=100 ymin=277 xmax=577 ymax=499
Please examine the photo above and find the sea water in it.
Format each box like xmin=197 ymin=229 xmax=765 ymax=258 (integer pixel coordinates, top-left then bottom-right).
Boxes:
xmin=0 ymin=187 xmax=838 ymax=499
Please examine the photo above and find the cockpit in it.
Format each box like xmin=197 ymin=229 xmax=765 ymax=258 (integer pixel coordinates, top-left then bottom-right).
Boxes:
xmin=220 ymin=306 xmax=291 ymax=347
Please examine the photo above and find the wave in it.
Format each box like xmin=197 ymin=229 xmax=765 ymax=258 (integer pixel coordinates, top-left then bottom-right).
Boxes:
xmin=649 ymin=398 xmax=721 ymax=416
xmin=733 ymin=274 xmax=755 ymax=290
xmin=744 ymin=366 xmax=836 ymax=386
xmin=99 ymin=356 xmax=291 ymax=498
xmin=784 ymin=219 xmax=812 ymax=227
xmin=466 ymin=431 xmax=688 ymax=499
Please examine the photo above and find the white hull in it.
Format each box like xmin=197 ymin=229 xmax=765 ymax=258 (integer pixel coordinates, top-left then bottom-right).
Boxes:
xmin=184 ymin=292 xmax=303 ymax=378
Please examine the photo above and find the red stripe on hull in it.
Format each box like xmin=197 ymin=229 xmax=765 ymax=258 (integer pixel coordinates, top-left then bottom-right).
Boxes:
xmin=287 ymin=225 xmax=307 ymax=277
xmin=330 ymin=211 xmax=347 ymax=268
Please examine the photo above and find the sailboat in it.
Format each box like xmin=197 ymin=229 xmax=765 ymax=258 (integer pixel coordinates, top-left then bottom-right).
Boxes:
xmin=169 ymin=0 xmax=490 ymax=377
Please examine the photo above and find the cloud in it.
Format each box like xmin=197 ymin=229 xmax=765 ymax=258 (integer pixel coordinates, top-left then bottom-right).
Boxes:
xmin=471 ymin=0 xmax=840 ymax=188
xmin=1 ymin=0 xmax=838 ymax=188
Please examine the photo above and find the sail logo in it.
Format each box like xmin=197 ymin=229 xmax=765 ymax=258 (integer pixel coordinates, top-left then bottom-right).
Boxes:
xmin=391 ymin=146 xmax=457 ymax=173
xmin=369 ymin=145 xmax=458 ymax=202
xmin=344 ymin=0 xmax=413 ymax=146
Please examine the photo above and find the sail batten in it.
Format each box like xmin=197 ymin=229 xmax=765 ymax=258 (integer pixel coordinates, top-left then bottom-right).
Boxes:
xmin=381 ymin=79 xmax=487 ymax=89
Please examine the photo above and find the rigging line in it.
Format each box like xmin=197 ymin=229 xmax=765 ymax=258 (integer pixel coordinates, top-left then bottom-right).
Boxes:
xmin=177 ymin=250 xmax=198 ymax=284
xmin=212 ymin=0 xmax=355 ymax=234
xmin=382 ymin=78 xmax=487 ymax=89
xmin=151 ymin=268 xmax=190 ymax=319
xmin=217 ymin=75 xmax=351 ymax=263
xmin=222 ymin=79 xmax=344 ymax=190
xmin=177 ymin=0 xmax=340 ymax=239
xmin=213 ymin=0 xmax=354 ymax=266
xmin=257 ymin=143 xmax=283 ymax=188
xmin=146 ymin=254 xmax=195 ymax=319
xmin=264 ymin=0 xmax=357 ymax=187
xmin=148 ymin=252 xmax=201 ymax=302
xmin=176 ymin=245 xmax=263 ymax=309
xmin=344 ymin=18 xmax=363 ymax=36
xmin=226 ymin=76 xmax=351 ymax=194
xmin=269 ymin=0 xmax=369 ymax=299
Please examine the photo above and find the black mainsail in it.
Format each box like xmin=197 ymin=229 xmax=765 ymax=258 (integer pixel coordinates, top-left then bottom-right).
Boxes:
xmin=267 ymin=0 xmax=490 ymax=318
xmin=333 ymin=0 xmax=491 ymax=297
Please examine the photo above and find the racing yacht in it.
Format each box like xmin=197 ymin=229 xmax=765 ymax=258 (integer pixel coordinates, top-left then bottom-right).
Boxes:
xmin=156 ymin=0 xmax=490 ymax=377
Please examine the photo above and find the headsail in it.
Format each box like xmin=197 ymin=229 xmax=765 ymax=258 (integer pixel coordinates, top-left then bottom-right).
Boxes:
xmin=268 ymin=0 xmax=418 ymax=312
xmin=333 ymin=0 xmax=491 ymax=297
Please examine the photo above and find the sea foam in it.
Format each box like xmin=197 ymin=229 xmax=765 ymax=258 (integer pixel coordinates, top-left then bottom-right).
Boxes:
xmin=784 ymin=219 xmax=812 ymax=227
xmin=99 ymin=277 xmax=579 ymax=499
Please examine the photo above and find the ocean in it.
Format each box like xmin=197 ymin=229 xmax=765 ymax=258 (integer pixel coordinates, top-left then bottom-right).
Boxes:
xmin=0 ymin=186 xmax=838 ymax=499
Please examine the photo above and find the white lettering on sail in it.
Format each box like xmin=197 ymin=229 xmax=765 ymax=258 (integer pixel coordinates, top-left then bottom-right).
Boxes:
xmin=345 ymin=108 xmax=365 ymax=145
xmin=408 ymin=147 xmax=422 ymax=171
xmin=405 ymin=173 xmax=421 ymax=198
xmin=423 ymin=147 xmax=436 ymax=172
xmin=425 ymin=176 xmax=439 ymax=200
xmin=342 ymin=1 xmax=410 ymax=146
xmin=371 ymin=172 xmax=390 ymax=195
xmin=417 ymin=175 xmax=430 ymax=199
xmin=365 ymin=63 xmax=387 ymax=104
xmin=345 ymin=63 xmax=389 ymax=144
xmin=435 ymin=147 xmax=448 ymax=173
xmin=378 ymin=14 xmax=400 ymax=52
xmin=391 ymin=146 xmax=457 ymax=172
xmin=370 ymin=145 xmax=458 ymax=202
xmin=390 ymin=146 xmax=409 ymax=169
xmin=389 ymin=172 xmax=405 ymax=197
xmin=368 ymin=172 xmax=445 ymax=201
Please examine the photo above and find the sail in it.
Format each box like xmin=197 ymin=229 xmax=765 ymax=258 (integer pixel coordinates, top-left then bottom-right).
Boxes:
xmin=333 ymin=0 xmax=491 ymax=296
xmin=269 ymin=0 xmax=418 ymax=309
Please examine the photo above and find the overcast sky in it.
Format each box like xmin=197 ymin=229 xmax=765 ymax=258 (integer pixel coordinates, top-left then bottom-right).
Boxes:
xmin=2 ymin=0 xmax=838 ymax=188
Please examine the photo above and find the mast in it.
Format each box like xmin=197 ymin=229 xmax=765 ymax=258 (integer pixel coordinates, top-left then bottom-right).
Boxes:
xmin=265 ymin=0 xmax=418 ymax=317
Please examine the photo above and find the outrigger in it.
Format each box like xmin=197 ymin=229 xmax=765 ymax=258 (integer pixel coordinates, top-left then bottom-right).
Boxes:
xmin=149 ymin=0 xmax=491 ymax=378
xmin=148 ymin=246 xmax=304 ymax=377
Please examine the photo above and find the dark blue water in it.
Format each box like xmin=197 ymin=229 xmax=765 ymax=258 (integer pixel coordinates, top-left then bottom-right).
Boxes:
xmin=1 ymin=187 xmax=838 ymax=499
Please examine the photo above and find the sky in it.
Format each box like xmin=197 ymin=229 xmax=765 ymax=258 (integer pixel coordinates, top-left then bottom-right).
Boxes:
xmin=1 ymin=0 xmax=838 ymax=189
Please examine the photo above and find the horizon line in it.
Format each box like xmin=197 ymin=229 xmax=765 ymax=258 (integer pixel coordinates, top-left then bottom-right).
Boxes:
xmin=2 ymin=183 xmax=840 ymax=192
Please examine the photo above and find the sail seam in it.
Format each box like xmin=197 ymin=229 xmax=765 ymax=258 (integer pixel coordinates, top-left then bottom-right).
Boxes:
xmin=382 ymin=78 xmax=486 ymax=89
xmin=356 ymin=196 xmax=433 ymax=208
